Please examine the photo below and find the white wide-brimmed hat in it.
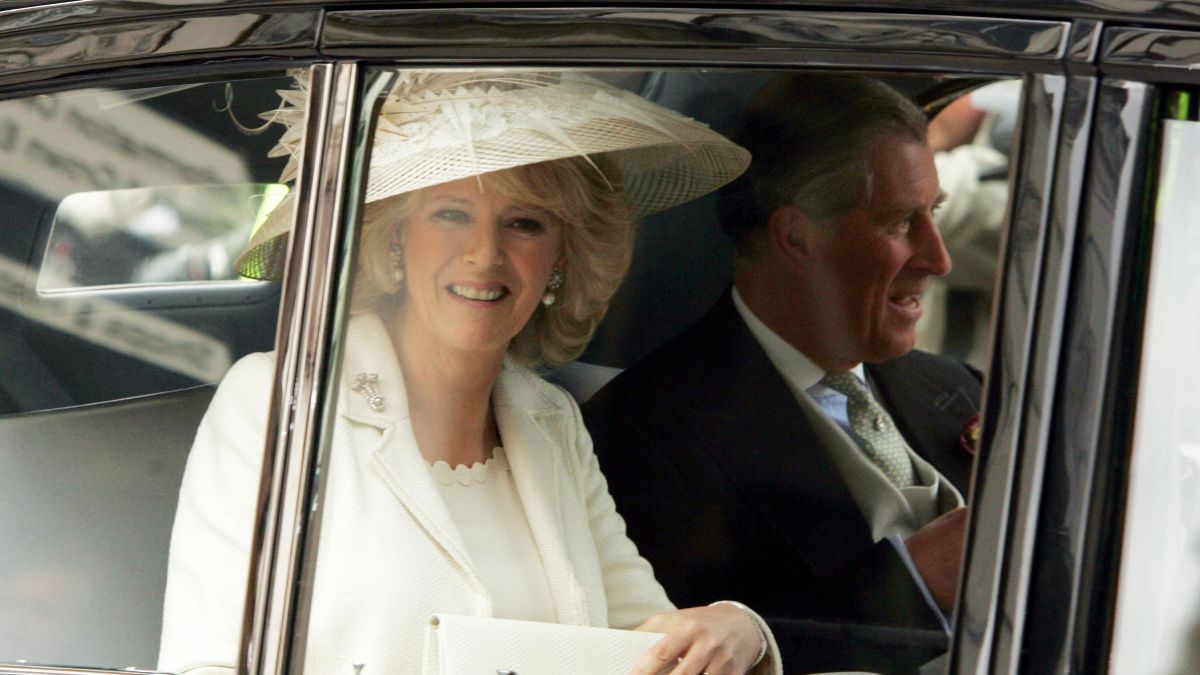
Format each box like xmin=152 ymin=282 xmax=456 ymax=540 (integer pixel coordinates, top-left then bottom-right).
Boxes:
xmin=236 ymin=70 xmax=750 ymax=279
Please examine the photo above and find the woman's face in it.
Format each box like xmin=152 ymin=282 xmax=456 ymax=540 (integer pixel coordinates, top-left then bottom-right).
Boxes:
xmin=394 ymin=175 xmax=565 ymax=359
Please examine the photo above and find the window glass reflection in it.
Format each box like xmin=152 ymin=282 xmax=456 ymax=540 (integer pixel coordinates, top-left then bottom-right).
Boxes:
xmin=0 ymin=73 xmax=291 ymax=671
xmin=152 ymin=68 xmax=1012 ymax=675
xmin=166 ymin=69 xmax=782 ymax=675
xmin=1110 ymin=104 xmax=1200 ymax=675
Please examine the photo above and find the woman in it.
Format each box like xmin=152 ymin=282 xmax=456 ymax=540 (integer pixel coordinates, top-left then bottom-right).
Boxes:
xmin=158 ymin=71 xmax=779 ymax=675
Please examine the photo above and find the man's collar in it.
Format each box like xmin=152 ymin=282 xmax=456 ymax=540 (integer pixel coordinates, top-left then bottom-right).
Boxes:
xmin=730 ymin=285 xmax=864 ymax=391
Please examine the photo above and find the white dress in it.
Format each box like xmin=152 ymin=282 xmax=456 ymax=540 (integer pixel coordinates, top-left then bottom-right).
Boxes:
xmin=428 ymin=448 xmax=557 ymax=623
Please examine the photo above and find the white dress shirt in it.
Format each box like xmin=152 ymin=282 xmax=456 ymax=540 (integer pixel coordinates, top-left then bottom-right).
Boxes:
xmin=430 ymin=448 xmax=557 ymax=623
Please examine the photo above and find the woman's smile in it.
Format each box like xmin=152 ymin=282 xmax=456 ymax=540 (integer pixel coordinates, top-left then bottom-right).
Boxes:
xmin=447 ymin=282 xmax=509 ymax=303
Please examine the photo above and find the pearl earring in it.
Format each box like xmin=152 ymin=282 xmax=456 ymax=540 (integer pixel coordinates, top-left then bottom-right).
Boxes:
xmin=389 ymin=242 xmax=404 ymax=286
xmin=542 ymin=266 xmax=564 ymax=306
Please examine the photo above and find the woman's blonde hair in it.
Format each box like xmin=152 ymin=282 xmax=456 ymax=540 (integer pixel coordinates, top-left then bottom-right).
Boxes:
xmin=352 ymin=155 xmax=635 ymax=367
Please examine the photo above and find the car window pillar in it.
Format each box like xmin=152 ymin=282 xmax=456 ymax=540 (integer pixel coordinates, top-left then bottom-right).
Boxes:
xmin=241 ymin=61 xmax=362 ymax=675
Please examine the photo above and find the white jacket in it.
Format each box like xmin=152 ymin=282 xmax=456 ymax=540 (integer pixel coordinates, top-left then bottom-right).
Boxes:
xmin=158 ymin=314 xmax=683 ymax=674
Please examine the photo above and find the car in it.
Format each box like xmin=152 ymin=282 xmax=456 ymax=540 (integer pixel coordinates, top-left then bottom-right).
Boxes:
xmin=0 ymin=1 xmax=1198 ymax=674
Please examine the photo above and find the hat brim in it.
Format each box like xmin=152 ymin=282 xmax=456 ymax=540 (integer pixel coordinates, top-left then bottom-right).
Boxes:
xmin=235 ymin=72 xmax=750 ymax=280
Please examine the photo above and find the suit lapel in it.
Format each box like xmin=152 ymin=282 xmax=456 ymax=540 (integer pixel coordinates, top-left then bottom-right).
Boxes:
xmin=679 ymin=294 xmax=878 ymax=578
xmin=867 ymin=354 xmax=979 ymax=492
xmin=493 ymin=361 xmax=587 ymax=625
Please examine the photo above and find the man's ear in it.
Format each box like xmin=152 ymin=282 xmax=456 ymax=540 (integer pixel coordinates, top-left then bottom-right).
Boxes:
xmin=767 ymin=204 xmax=813 ymax=260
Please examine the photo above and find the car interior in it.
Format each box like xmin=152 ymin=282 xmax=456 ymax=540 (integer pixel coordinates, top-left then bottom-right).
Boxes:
xmin=0 ymin=67 xmax=1010 ymax=670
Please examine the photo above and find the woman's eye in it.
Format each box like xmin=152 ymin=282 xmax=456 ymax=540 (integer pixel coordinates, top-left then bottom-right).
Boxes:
xmin=506 ymin=217 xmax=545 ymax=233
xmin=433 ymin=208 xmax=471 ymax=223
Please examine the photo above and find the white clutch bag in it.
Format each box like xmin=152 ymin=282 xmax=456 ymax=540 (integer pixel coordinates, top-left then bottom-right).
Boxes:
xmin=422 ymin=614 xmax=665 ymax=675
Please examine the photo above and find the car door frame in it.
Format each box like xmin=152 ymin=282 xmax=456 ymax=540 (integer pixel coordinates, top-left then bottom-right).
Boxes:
xmin=307 ymin=7 xmax=1071 ymax=675
xmin=6 ymin=2 xmax=1182 ymax=675
xmin=998 ymin=22 xmax=1200 ymax=675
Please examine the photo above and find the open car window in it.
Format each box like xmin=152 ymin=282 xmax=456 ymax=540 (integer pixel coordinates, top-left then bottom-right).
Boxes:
xmin=279 ymin=66 xmax=1015 ymax=675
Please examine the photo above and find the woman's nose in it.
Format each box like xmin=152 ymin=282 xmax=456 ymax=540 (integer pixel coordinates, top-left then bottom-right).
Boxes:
xmin=464 ymin=222 xmax=503 ymax=267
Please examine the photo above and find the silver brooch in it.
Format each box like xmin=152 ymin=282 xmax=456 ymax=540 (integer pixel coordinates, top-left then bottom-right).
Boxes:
xmin=351 ymin=373 xmax=386 ymax=412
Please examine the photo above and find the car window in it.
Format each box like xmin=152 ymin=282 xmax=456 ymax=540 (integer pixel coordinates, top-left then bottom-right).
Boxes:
xmin=0 ymin=72 xmax=296 ymax=671
xmin=1109 ymin=88 xmax=1200 ymax=675
xmin=267 ymin=67 xmax=1015 ymax=674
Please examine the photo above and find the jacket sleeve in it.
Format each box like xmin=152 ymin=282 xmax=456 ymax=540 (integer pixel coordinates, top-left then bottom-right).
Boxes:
xmin=563 ymin=393 xmax=783 ymax=674
xmin=157 ymin=353 xmax=275 ymax=675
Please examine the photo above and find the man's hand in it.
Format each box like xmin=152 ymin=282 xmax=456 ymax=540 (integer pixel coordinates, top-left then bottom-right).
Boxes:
xmin=905 ymin=506 xmax=969 ymax=612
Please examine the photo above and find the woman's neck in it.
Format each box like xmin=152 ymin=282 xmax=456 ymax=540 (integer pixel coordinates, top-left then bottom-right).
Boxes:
xmin=388 ymin=312 xmax=505 ymax=467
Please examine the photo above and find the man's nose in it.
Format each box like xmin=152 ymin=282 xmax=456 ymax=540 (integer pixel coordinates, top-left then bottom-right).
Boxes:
xmin=917 ymin=220 xmax=953 ymax=277
xmin=464 ymin=223 xmax=503 ymax=267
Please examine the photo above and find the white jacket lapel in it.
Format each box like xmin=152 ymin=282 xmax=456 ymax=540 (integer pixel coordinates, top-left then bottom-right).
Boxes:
xmin=493 ymin=361 xmax=588 ymax=625
xmin=337 ymin=315 xmax=480 ymax=588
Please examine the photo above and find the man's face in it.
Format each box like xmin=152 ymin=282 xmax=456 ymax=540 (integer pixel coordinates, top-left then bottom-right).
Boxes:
xmin=803 ymin=133 xmax=951 ymax=367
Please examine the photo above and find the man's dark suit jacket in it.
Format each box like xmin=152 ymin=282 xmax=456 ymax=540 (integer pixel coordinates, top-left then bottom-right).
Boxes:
xmin=583 ymin=292 xmax=981 ymax=674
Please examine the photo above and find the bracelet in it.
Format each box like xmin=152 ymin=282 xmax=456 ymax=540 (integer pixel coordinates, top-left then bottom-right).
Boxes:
xmin=710 ymin=600 xmax=768 ymax=667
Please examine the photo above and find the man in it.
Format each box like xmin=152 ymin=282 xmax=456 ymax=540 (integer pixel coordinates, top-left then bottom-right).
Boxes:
xmin=584 ymin=74 xmax=981 ymax=674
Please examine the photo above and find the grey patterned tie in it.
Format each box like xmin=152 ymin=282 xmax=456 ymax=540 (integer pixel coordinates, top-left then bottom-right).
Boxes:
xmin=820 ymin=371 xmax=916 ymax=488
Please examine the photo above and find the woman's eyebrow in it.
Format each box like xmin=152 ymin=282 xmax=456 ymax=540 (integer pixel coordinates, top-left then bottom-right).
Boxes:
xmin=428 ymin=196 xmax=474 ymax=206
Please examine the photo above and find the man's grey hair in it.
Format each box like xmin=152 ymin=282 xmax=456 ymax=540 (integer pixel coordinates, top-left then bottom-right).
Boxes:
xmin=719 ymin=73 xmax=928 ymax=258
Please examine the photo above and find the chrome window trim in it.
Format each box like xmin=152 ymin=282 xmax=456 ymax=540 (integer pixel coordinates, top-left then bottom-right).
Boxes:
xmin=0 ymin=0 xmax=318 ymax=38
xmin=997 ymin=74 xmax=1097 ymax=674
xmin=1102 ymin=26 xmax=1200 ymax=70
xmin=0 ymin=642 xmax=185 ymax=675
xmin=0 ymin=7 xmax=318 ymax=86
xmin=32 ymin=280 xmax=272 ymax=296
xmin=963 ymin=75 xmax=1067 ymax=675
xmin=239 ymin=62 xmax=359 ymax=675
xmin=978 ymin=74 xmax=1099 ymax=675
xmin=1066 ymin=19 xmax=1103 ymax=63
xmin=323 ymin=8 xmax=1069 ymax=70
xmin=13 ymin=281 xmax=277 ymax=318
xmin=2 ymin=0 xmax=1200 ymax=32
xmin=1023 ymin=79 xmax=1157 ymax=675
xmin=950 ymin=73 xmax=1069 ymax=675
xmin=1100 ymin=26 xmax=1200 ymax=85
xmin=284 ymin=66 xmax=397 ymax=673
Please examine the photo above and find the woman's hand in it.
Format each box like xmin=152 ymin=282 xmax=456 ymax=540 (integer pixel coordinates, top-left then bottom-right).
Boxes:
xmin=628 ymin=604 xmax=763 ymax=675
